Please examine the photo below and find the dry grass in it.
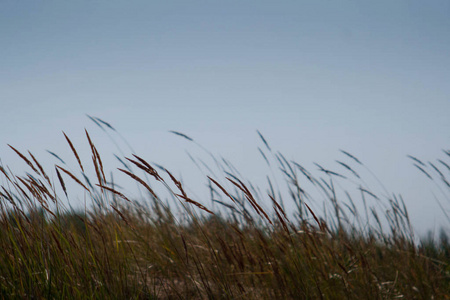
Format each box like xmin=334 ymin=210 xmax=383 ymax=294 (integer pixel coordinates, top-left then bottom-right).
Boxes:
xmin=0 ymin=119 xmax=448 ymax=299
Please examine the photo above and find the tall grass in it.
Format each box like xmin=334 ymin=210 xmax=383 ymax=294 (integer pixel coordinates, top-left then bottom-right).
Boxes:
xmin=0 ymin=119 xmax=448 ymax=299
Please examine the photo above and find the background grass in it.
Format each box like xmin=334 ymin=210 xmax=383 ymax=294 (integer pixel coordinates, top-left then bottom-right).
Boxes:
xmin=0 ymin=118 xmax=448 ymax=299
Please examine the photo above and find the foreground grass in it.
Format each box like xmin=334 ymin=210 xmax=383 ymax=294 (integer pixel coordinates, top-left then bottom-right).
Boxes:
xmin=0 ymin=124 xmax=449 ymax=299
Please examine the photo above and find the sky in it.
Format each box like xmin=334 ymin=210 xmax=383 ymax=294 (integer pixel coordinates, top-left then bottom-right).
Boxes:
xmin=1 ymin=1 xmax=449 ymax=235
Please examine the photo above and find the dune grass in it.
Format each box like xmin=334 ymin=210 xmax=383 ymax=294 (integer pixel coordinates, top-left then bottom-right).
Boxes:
xmin=0 ymin=121 xmax=448 ymax=299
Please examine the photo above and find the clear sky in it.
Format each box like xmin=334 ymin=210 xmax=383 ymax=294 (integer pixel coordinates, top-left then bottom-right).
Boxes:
xmin=1 ymin=1 xmax=449 ymax=234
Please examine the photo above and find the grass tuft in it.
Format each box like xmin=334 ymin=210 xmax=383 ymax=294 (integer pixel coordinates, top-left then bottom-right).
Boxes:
xmin=0 ymin=124 xmax=448 ymax=299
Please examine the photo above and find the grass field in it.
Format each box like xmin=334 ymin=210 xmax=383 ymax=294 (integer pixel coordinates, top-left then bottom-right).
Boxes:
xmin=0 ymin=119 xmax=448 ymax=299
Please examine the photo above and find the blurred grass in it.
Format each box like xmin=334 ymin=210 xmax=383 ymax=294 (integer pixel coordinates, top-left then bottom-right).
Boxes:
xmin=0 ymin=120 xmax=448 ymax=299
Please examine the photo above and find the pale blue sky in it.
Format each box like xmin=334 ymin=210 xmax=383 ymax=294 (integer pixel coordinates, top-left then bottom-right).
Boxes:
xmin=1 ymin=1 xmax=449 ymax=234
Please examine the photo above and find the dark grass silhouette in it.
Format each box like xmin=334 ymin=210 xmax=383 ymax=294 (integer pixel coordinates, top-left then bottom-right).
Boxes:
xmin=0 ymin=118 xmax=448 ymax=299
